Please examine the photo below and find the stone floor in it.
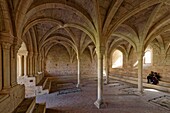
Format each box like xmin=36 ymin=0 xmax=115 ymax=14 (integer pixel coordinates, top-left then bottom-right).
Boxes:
xmin=36 ymin=78 xmax=170 ymax=113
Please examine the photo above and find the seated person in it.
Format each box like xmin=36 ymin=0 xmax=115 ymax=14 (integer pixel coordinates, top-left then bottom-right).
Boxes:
xmin=147 ymin=71 xmax=154 ymax=83
xmin=152 ymin=75 xmax=159 ymax=85
xmin=154 ymin=72 xmax=161 ymax=81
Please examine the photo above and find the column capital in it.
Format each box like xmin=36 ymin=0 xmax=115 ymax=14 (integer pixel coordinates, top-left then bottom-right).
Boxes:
xmin=34 ymin=53 xmax=39 ymax=57
xmin=1 ymin=42 xmax=12 ymax=50
xmin=136 ymin=51 xmax=144 ymax=58
xmin=28 ymin=52 xmax=34 ymax=57
xmin=0 ymin=32 xmax=14 ymax=44
xmin=96 ymin=46 xmax=105 ymax=55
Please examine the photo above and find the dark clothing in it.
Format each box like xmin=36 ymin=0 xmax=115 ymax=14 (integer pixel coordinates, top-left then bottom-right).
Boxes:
xmin=147 ymin=74 xmax=153 ymax=83
xmin=152 ymin=76 xmax=158 ymax=85
xmin=147 ymin=71 xmax=160 ymax=85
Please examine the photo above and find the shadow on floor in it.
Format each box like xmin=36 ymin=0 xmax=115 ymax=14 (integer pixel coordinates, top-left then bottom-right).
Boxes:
xmin=46 ymin=108 xmax=68 ymax=113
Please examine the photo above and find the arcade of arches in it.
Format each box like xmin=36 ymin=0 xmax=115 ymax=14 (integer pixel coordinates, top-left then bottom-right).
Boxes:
xmin=0 ymin=0 xmax=170 ymax=112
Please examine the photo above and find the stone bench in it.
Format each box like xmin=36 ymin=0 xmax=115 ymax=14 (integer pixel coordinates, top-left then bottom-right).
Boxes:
xmin=32 ymin=103 xmax=46 ymax=113
xmin=13 ymin=97 xmax=46 ymax=113
xmin=110 ymin=75 xmax=170 ymax=92
xmin=13 ymin=97 xmax=36 ymax=113
xmin=43 ymin=78 xmax=51 ymax=92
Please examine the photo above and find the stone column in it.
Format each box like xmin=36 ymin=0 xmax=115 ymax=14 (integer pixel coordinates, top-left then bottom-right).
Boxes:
xmin=24 ymin=53 xmax=28 ymax=76
xmin=29 ymin=52 xmax=33 ymax=76
xmin=2 ymin=42 xmax=11 ymax=89
xmin=137 ymin=51 xmax=144 ymax=93
xmin=21 ymin=55 xmax=24 ymax=76
xmin=34 ymin=53 xmax=38 ymax=75
xmin=94 ymin=47 xmax=105 ymax=108
xmin=42 ymin=57 xmax=45 ymax=74
xmin=39 ymin=56 xmax=42 ymax=72
xmin=0 ymin=44 xmax=2 ymax=90
xmin=10 ymin=45 xmax=18 ymax=86
xmin=27 ymin=55 xmax=30 ymax=75
xmin=105 ymin=54 xmax=109 ymax=84
xmin=18 ymin=55 xmax=22 ymax=76
xmin=76 ymin=55 xmax=81 ymax=87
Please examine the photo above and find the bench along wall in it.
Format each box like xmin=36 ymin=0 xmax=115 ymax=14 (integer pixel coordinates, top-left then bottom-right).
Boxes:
xmin=110 ymin=45 xmax=170 ymax=83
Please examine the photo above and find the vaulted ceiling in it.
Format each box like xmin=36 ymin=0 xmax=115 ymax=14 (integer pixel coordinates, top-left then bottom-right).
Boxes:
xmin=1 ymin=0 xmax=170 ymax=58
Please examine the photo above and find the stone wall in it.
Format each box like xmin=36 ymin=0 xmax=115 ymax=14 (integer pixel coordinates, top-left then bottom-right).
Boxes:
xmin=0 ymin=85 xmax=25 ymax=113
xmin=110 ymin=47 xmax=170 ymax=82
xmin=45 ymin=45 xmax=97 ymax=78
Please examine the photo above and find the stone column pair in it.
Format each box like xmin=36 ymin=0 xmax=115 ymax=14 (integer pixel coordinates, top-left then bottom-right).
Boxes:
xmin=28 ymin=52 xmax=33 ymax=76
xmin=17 ymin=53 xmax=28 ymax=76
xmin=0 ymin=42 xmax=12 ymax=89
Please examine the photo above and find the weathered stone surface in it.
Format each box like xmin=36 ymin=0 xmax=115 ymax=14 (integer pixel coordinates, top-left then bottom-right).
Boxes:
xmin=45 ymin=45 xmax=97 ymax=77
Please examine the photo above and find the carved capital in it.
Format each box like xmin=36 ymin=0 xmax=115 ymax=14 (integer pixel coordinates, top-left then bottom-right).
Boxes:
xmin=0 ymin=32 xmax=14 ymax=44
xmin=34 ymin=53 xmax=39 ymax=57
xmin=96 ymin=46 xmax=105 ymax=55
xmin=28 ymin=52 xmax=34 ymax=57
xmin=1 ymin=42 xmax=11 ymax=50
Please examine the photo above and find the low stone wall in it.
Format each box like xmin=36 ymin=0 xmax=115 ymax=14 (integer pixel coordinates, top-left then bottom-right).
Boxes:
xmin=0 ymin=85 xmax=25 ymax=113
xmin=17 ymin=74 xmax=46 ymax=98
xmin=110 ymin=75 xmax=170 ymax=92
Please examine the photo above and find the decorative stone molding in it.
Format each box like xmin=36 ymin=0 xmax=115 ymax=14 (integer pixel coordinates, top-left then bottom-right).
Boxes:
xmin=0 ymin=32 xmax=14 ymax=44
xmin=28 ymin=52 xmax=34 ymax=58
xmin=1 ymin=42 xmax=11 ymax=50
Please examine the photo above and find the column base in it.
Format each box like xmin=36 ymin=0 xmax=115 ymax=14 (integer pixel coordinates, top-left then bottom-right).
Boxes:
xmin=76 ymin=83 xmax=81 ymax=88
xmin=104 ymin=80 xmax=109 ymax=85
xmin=94 ymin=99 xmax=103 ymax=109
xmin=11 ymin=82 xmax=17 ymax=87
xmin=136 ymin=89 xmax=144 ymax=96
xmin=3 ymin=86 xmax=11 ymax=89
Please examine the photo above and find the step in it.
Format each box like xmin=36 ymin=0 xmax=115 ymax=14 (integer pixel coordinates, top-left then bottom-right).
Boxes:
xmin=110 ymin=75 xmax=170 ymax=93
xmin=37 ymin=77 xmax=47 ymax=86
xmin=32 ymin=103 xmax=46 ymax=113
xmin=43 ymin=78 xmax=51 ymax=91
xmin=13 ymin=97 xmax=36 ymax=113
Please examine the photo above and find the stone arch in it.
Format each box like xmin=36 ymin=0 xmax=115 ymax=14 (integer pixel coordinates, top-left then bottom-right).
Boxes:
xmin=111 ymin=33 xmax=137 ymax=51
xmin=106 ymin=0 xmax=163 ymax=42
xmin=0 ymin=0 xmax=13 ymax=34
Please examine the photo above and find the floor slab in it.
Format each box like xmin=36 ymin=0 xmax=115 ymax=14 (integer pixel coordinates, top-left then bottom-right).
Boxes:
xmin=36 ymin=78 xmax=170 ymax=113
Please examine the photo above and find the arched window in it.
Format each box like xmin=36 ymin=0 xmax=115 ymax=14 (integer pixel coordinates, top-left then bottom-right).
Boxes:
xmin=17 ymin=42 xmax=28 ymax=77
xmin=144 ymin=50 xmax=152 ymax=64
xmin=112 ymin=50 xmax=123 ymax=68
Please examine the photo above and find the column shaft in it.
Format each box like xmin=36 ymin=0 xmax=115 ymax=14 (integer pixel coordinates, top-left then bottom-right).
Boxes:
xmin=10 ymin=45 xmax=17 ymax=86
xmin=24 ymin=55 xmax=27 ymax=75
xmin=27 ymin=56 xmax=30 ymax=75
xmin=77 ymin=57 xmax=81 ymax=87
xmin=0 ymin=44 xmax=2 ymax=90
xmin=2 ymin=43 xmax=11 ymax=89
xmin=34 ymin=54 xmax=38 ymax=75
xmin=105 ymin=55 xmax=109 ymax=84
xmin=29 ymin=53 xmax=33 ymax=76
xmin=21 ymin=56 xmax=24 ymax=76
xmin=137 ymin=52 xmax=143 ymax=93
xmin=94 ymin=50 xmax=104 ymax=108
xmin=18 ymin=55 xmax=22 ymax=76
